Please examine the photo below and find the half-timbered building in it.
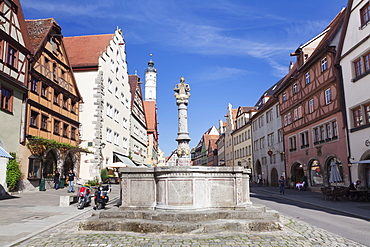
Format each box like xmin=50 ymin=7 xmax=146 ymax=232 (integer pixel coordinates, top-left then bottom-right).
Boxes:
xmin=128 ymin=74 xmax=147 ymax=165
xmin=276 ymin=10 xmax=349 ymax=190
xmin=0 ymin=0 xmax=31 ymax=192
xmin=19 ymin=18 xmax=82 ymax=190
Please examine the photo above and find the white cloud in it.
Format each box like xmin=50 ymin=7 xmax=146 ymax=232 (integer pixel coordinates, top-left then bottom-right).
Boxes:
xmin=190 ymin=66 xmax=250 ymax=85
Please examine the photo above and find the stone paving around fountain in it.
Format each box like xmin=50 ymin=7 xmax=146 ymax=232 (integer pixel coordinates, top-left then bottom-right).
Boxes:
xmin=17 ymin=209 xmax=365 ymax=247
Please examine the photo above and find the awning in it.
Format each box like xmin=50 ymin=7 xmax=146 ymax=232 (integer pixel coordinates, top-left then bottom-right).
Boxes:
xmin=351 ymin=160 xmax=370 ymax=164
xmin=0 ymin=147 xmax=12 ymax=158
xmin=114 ymin=153 xmax=137 ymax=167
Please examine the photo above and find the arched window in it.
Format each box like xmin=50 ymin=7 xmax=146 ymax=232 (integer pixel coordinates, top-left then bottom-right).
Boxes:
xmin=309 ymin=160 xmax=323 ymax=186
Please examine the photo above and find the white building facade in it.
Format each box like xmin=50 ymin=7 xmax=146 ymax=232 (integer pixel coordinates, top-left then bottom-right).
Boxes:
xmin=232 ymin=107 xmax=256 ymax=172
xmin=65 ymin=29 xmax=132 ymax=181
xmin=224 ymin=103 xmax=237 ymax=167
xmin=252 ymin=84 xmax=285 ymax=186
xmin=339 ymin=0 xmax=370 ymax=187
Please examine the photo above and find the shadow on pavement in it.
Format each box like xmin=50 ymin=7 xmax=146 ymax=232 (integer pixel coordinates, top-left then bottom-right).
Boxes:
xmin=251 ymin=188 xmax=370 ymax=222
xmin=0 ymin=194 xmax=20 ymax=200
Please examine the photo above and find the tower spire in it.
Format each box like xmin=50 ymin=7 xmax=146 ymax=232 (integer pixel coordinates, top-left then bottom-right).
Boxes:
xmin=145 ymin=53 xmax=157 ymax=101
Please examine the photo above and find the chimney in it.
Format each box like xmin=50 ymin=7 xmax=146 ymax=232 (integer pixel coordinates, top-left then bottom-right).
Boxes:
xmin=289 ymin=61 xmax=294 ymax=71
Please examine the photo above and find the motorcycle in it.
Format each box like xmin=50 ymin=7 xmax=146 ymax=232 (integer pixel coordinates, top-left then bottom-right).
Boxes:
xmin=77 ymin=184 xmax=91 ymax=209
xmin=93 ymin=184 xmax=111 ymax=210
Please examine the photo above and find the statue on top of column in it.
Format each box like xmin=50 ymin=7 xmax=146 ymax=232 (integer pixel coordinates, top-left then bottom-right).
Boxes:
xmin=174 ymin=77 xmax=191 ymax=100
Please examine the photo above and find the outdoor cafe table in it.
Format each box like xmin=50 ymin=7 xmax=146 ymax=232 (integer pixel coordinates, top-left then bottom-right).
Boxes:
xmin=349 ymin=189 xmax=369 ymax=202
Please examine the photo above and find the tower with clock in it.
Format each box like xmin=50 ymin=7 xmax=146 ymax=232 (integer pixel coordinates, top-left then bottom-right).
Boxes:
xmin=144 ymin=54 xmax=157 ymax=102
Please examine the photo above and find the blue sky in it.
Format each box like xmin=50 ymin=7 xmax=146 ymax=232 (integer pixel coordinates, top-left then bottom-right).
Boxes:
xmin=22 ymin=0 xmax=347 ymax=157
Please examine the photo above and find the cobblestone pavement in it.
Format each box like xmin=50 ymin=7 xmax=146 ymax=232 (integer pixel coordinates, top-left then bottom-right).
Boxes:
xmin=15 ymin=211 xmax=367 ymax=247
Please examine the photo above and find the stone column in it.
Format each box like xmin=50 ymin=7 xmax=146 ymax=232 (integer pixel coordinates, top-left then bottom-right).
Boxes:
xmin=174 ymin=77 xmax=191 ymax=166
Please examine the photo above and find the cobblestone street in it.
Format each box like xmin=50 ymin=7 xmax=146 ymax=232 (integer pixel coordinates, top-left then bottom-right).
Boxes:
xmin=16 ymin=213 xmax=366 ymax=247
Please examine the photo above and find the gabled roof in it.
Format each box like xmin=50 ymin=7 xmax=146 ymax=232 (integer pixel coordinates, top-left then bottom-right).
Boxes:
xmin=25 ymin=18 xmax=82 ymax=101
xmin=255 ymin=77 xmax=284 ymax=110
xmin=25 ymin=18 xmax=58 ymax=54
xmin=304 ymin=8 xmax=346 ymax=63
xmin=237 ymin=106 xmax=256 ymax=117
xmin=208 ymin=138 xmax=218 ymax=152
xmin=143 ymin=101 xmax=157 ymax=132
xmin=204 ymin=135 xmax=219 ymax=150
xmin=128 ymin=75 xmax=143 ymax=108
xmin=232 ymin=108 xmax=238 ymax=121
xmin=275 ymin=8 xmax=345 ymax=95
xmin=64 ymin=34 xmax=114 ymax=68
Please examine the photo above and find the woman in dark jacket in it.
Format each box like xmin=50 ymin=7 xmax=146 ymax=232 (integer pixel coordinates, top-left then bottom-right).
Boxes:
xmin=54 ymin=170 xmax=60 ymax=190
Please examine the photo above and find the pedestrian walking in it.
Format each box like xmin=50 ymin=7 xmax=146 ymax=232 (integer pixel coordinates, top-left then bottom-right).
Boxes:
xmin=258 ymin=174 xmax=262 ymax=186
xmin=67 ymin=169 xmax=75 ymax=193
xmin=279 ymin=176 xmax=285 ymax=194
xmin=53 ymin=170 xmax=60 ymax=190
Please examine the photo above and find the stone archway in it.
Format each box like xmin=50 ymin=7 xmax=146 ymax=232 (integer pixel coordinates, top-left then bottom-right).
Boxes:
xmin=325 ymin=156 xmax=344 ymax=187
xmin=358 ymin=153 xmax=370 ymax=189
xmin=270 ymin=168 xmax=278 ymax=187
xmin=63 ymin=152 xmax=77 ymax=178
xmin=255 ymin=160 xmax=262 ymax=182
xmin=43 ymin=150 xmax=57 ymax=178
xmin=291 ymin=162 xmax=304 ymax=184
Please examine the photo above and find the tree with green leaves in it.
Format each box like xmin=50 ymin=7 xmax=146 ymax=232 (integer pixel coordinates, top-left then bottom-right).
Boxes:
xmin=6 ymin=152 xmax=21 ymax=191
xmin=100 ymin=168 xmax=108 ymax=183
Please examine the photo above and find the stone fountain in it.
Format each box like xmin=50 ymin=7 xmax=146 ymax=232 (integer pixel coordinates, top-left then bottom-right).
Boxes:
xmin=79 ymin=77 xmax=281 ymax=233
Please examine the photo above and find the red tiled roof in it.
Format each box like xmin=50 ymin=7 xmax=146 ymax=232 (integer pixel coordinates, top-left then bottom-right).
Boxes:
xmin=25 ymin=18 xmax=57 ymax=54
xmin=204 ymin=135 xmax=219 ymax=150
xmin=128 ymin=75 xmax=142 ymax=109
xmin=209 ymin=138 xmax=218 ymax=150
xmin=64 ymin=34 xmax=113 ymax=68
xmin=143 ymin=101 xmax=157 ymax=132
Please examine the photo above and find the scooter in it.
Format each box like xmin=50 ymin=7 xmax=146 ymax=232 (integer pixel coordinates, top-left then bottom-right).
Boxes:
xmin=77 ymin=184 xmax=91 ymax=209
xmin=93 ymin=184 xmax=111 ymax=210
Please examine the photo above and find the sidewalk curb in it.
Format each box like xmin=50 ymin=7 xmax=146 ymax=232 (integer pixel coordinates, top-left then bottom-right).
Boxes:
xmin=5 ymin=196 xmax=119 ymax=247
xmin=251 ymin=188 xmax=370 ymax=222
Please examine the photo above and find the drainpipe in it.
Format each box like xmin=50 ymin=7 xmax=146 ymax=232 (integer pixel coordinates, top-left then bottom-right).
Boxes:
xmin=335 ymin=63 xmax=352 ymax=184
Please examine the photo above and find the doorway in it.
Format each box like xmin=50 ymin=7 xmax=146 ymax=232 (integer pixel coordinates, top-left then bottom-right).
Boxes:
xmin=270 ymin=168 xmax=278 ymax=187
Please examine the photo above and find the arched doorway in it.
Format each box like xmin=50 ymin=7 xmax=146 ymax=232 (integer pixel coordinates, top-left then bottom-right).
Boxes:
xmin=326 ymin=157 xmax=344 ymax=187
xmin=358 ymin=154 xmax=370 ymax=189
xmin=63 ymin=152 xmax=75 ymax=177
xmin=309 ymin=159 xmax=323 ymax=187
xmin=291 ymin=162 xmax=304 ymax=184
xmin=255 ymin=160 xmax=262 ymax=183
xmin=43 ymin=150 xmax=57 ymax=178
xmin=270 ymin=168 xmax=278 ymax=187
